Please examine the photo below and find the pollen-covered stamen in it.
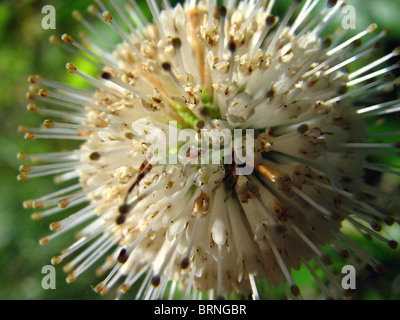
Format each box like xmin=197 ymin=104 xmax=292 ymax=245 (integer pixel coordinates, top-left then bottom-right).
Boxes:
xmin=302 ymin=39 xmax=362 ymax=78
xmin=61 ymin=33 xmax=117 ymax=68
xmin=292 ymin=0 xmax=336 ymax=43
xmin=161 ymin=62 xmax=190 ymax=99
xmin=172 ymin=37 xmax=188 ymax=78
xmin=109 ymin=0 xmax=141 ymax=41
xmin=28 ymin=75 xmax=93 ymax=99
xmin=100 ymin=71 xmax=150 ymax=102
xmin=312 ymin=0 xmax=343 ymax=37
xmin=66 ymin=63 xmax=122 ymax=99
xmin=347 ymin=62 xmax=400 ymax=87
xmin=66 ymin=235 xmax=119 ymax=283
xmin=268 ymin=233 xmax=301 ymax=298
xmin=250 ymin=15 xmax=276 ymax=58
xmin=151 ymin=232 xmax=183 ymax=287
xmin=72 ymin=9 xmax=115 ymax=49
xmin=289 ymin=0 xmax=319 ymax=35
xmin=327 ymin=23 xmax=378 ymax=56
xmin=325 ymin=76 xmax=390 ymax=105
xmin=37 ymin=86 xmax=106 ymax=115
xmin=102 ymin=11 xmax=143 ymax=58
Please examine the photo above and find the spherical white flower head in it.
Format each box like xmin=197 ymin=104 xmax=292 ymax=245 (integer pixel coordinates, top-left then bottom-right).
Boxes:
xmin=19 ymin=0 xmax=400 ymax=299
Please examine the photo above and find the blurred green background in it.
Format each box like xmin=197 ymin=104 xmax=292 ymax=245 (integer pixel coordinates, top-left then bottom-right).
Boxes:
xmin=0 ymin=0 xmax=399 ymax=300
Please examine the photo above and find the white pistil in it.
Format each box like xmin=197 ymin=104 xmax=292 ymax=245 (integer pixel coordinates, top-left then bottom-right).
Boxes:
xmin=327 ymin=23 xmax=377 ymax=56
xmin=146 ymin=0 xmax=167 ymax=41
xmin=289 ymin=0 xmax=318 ymax=35
xmin=349 ymin=47 xmax=400 ymax=80
xmin=347 ymin=63 xmax=399 ymax=87
xmin=265 ymin=0 xmax=299 ymax=56
xmin=312 ymin=0 xmax=343 ymax=37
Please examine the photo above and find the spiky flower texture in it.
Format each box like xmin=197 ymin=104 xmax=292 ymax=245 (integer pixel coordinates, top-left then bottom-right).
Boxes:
xmin=19 ymin=0 xmax=400 ymax=300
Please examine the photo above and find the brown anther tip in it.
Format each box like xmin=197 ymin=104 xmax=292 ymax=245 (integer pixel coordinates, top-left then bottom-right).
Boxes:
xmin=18 ymin=126 xmax=28 ymax=134
xmin=351 ymin=39 xmax=362 ymax=48
xmin=61 ymin=33 xmax=74 ymax=44
xmin=51 ymin=256 xmax=63 ymax=265
xmin=337 ymin=84 xmax=348 ymax=95
xmin=66 ymin=273 xmax=77 ymax=283
xmin=50 ymin=221 xmax=61 ymax=231
xmin=388 ymin=240 xmax=398 ymax=250
xmin=72 ymin=10 xmax=82 ymax=21
xmin=28 ymin=75 xmax=37 ymax=83
xmin=374 ymin=42 xmax=383 ymax=50
xmin=383 ymin=74 xmax=395 ymax=82
xmin=17 ymin=152 xmax=28 ymax=160
xmin=151 ymin=275 xmax=161 ymax=287
xmin=181 ymin=257 xmax=189 ymax=269
xmin=27 ymin=103 xmax=38 ymax=112
xmin=321 ymin=254 xmax=333 ymax=266
xmin=58 ymin=199 xmax=70 ymax=209
xmin=297 ymin=124 xmax=309 ymax=134
xmin=17 ymin=174 xmax=28 ymax=182
xmin=101 ymin=72 xmax=112 ymax=80
xmin=89 ymin=152 xmax=101 ymax=161
xmin=43 ymin=119 xmax=55 ymax=129
xmin=228 ymin=41 xmax=236 ymax=53
xmin=339 ymin=249 xmax=350 ymax=259
xmin=367 ymin=23 xmax=378 ymax=33
xmin=87 ymin=5 xmax=98 ymax=15
xmin=384 ymin=217 xmax=395 ymax=226
xmin=102 ymin=11 xmax=113 ymax=23
xmin=218 ymin=6 xmax=227 ymax=17
xmin=32 ymin=200 xmax=43 ymax=209
xmin=266 ymin=15 xmax=276 ymax=27
xmin=31 ymin=212 xmax=42 ymax=220
xmin=23 ymin=199 xmax=33 ymax=208
xmin=66 ymin=62 xmax=77 ymax=73
xmin=39 ymin=237 xmax=49 ymax=246
xmin=24 ymin=132 xmax=36 ymax=140
xmin=26 ymin=93 xmax=36 ymax=100
xmin=290 ymin=284 xmax=300 ymax=297
xmin=161 ymin=62 xmax=172 ymax=72
xmin=19 ymin=165 xmax=31 ymax=173
xmin=95 ymin=282 xmax=106 ymax=294
xmin=370 ymin=222 xmax=382 ymax=232
xmin=343 ymin=289 xmax=353 ymax=299
xmin=327 ymin=0 xmax=338 ymax=8
xmin=172 ymin=37 xmax=182 ymax=50
xmin=116 ymin=215 xmax=126 ymax=225
xmin=38 ymin=89 xmax=50 ymax=97
xmin=49 ymin=35 xmax=59 ymax=44
xmin=119 ymin=203 xmax=129 ymax=214
xmin=216 ymin=295 xmax=225 ymax=300
xmin=117 ymin=248 xmax=129 ymax=263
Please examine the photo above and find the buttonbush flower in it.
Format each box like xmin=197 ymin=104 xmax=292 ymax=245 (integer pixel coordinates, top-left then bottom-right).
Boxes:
xmin=19 ymin=0 xmax=400 ymax=299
